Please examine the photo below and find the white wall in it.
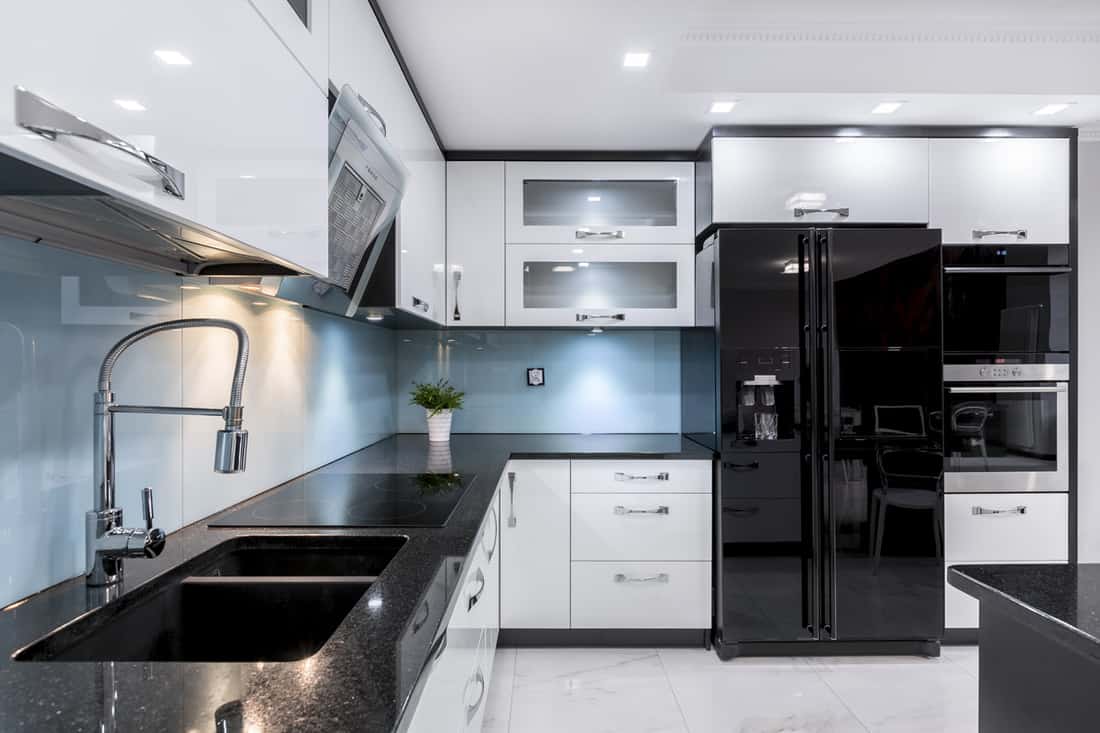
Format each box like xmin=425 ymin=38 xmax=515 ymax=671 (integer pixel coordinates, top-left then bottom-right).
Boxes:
xmin=1079 ymin=138 xmax=1100 ymax=560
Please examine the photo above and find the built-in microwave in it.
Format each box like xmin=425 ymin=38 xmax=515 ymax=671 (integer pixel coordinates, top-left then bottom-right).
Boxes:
xmin=943 ymin=363 xmax=1068 ymax=493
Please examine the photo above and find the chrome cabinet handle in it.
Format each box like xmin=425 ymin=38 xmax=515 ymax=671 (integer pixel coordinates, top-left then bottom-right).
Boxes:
xmin=464 ymin=668 xmax=487 ymax=724
xmin=482 ymin=505 xmax=499 ymax=562
xmin=793 ymin=207 xmax=849 ymax=218
xmin=614 ymin=471 xmax=669 ymax=482
xmin=723 ymin=506 xmax=761 ymax=517
xmin=507 ymin=472 xmax=517 ymax=527
xmin=576 ymin=229 xmax=624 ymax=239
xmin=15 ymin=87 xmax=186 ymax=199
xmin=944 ymin=266 xmax=1071 ymax=275
xmin=972 ymin=505 xmax=1027 ymax=516
xmin=614 ymin=505 xmax=669 ymax=515
xmin=614 ymin=573 xmax=669 ymax=584
xmin=576 ymin=313 xmax=626 ymax=322
xmin=949 ymin=385 xmax=1066 ymax=394
xmin=411 ymin=297 xmax=430 ymax=313
xmin=973 ymin=229 xmax=1028 ymax=240
xmin=466 ymin=567 xmax=486 ymax=612
xmin=452 ymin=269 xmax=462 ymax=322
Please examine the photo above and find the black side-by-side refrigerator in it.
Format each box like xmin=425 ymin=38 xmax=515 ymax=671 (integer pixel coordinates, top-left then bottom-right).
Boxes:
xmin=682 ymin=227 xmax=944 ymax=658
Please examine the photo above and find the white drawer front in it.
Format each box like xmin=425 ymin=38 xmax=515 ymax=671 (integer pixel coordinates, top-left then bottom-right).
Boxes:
xmin=945 ymin=561 xmax=1064 ymax=629
xmin=570 ymin=562 xmax=710 ymax=629
xmin=945 ymin=493 xmax=1068 ymax=562
xmin=572 ymin=493 xmax=711 ymax=561
xmin=571 ymin=460 xmax=711 ymax=494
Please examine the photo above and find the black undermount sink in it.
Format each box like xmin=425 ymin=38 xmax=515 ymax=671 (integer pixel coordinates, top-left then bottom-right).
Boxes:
xmin=14 ymin=535 xmax=406 ymax=663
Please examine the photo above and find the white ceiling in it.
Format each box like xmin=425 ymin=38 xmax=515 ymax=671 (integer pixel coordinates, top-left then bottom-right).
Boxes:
xmin=376 ymin=0 xmax=1100 ymax=150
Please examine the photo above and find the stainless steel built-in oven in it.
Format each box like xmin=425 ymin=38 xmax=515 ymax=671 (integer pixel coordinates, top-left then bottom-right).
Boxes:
xmin=944 ymin=364 xmax=1068 ymax=493
xmin=943 ymin=245 xmax=1071 ymax=357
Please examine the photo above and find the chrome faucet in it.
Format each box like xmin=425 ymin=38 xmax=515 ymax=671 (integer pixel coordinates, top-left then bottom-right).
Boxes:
xmin=87 ymin=318 xmax=250 ymax=587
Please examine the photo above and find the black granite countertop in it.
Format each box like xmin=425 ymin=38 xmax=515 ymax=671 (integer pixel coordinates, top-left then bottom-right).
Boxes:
xmin=0 ymin=433 xmax=712 ymax=733
xmin=948 ymin=563 xmax=1100 ymax=662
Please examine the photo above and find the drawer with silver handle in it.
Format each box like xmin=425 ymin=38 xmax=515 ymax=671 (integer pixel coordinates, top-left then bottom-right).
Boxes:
xmin=572 ymin=493 xmax=711 ymax=561
xmin=945 ymin=493 xmax=1068 ymax=563
xmin=571 ymin=561 xmax=710 ymax=629
xmin=571 ymin=459 xmax=711 ymax=494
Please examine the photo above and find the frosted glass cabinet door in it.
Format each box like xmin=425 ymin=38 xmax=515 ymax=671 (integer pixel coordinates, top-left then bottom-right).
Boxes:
xmin=505 ymin=244 xmax=695 ymax=327
xmin=505 ymin=162 xmax=695 ymax=244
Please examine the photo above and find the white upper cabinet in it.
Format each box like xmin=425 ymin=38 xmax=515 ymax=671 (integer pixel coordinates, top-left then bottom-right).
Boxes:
xmin=447 ymin=161 xmax=505 ymax=326
xmin=249 ymin=0 xmax=330 ymax=94
xmin=929 ymin=138 xmax=1070 ymax=244
xmin=330 ymin=0 xmax=446 ymax=323
xmin=506 ymin=162 xmax=695 ymax=244
xmin=711 ymin=137 xmax=929 ymax=224
xmin=0 ymin=0 xmax=329 ymax=277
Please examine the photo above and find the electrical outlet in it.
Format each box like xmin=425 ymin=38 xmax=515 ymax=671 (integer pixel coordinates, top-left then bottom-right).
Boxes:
xmin=526 ymin=367 xmax=545 ymax=387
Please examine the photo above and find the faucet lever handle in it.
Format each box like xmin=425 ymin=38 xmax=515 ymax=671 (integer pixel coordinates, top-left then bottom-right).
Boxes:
xmin=141 ymin=487 xmax=154 ymax=530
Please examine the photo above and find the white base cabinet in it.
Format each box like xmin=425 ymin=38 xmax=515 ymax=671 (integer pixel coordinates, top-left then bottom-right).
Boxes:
xmin=571 ymin=561 xmax=711 ymax=629
xmin=930 ymin=138 xmax=1070 ymax=244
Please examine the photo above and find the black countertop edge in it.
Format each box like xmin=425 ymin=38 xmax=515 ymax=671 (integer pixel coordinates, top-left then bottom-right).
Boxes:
xmin=0 ymin=433 xmax=714 ymax=733
xmin=948 ymin=564 xmax=1100 ymax=664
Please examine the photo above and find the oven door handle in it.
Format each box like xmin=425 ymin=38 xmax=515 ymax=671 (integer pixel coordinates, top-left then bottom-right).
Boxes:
xmin=943 ymin=266 xmax=1073 ymax=274
xmin=948 ymin=385 xmax=1067 ymax=394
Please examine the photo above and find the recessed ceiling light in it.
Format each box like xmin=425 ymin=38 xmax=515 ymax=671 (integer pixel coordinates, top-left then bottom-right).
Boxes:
xmin=872 ymin=101 xmax=905 ymax=115
xmin=623 ymin=52 xmax=650 ymax=68
xmin=114 ymin=99 xmax=146 ymax=112
xmin=591 ymin=327 xmax=604 ymax=334
xmin=239 ymin=174 xmax=256 ymax=180
xmin=365 ymin=313 xmax=384 ymax=321
xmin=154 ymin=50 xmax=192 ymax=66
xmin=709 ymin=101 xmax=737 ymax=114
xmin=1035 ymin=103 xmax=1072 ymax=116
xmin=252 ymin=301 xmax=268 ymax=307
xmin=552 ymin=265 xmax=576 ymax=273
xmin=572 ymin=248 xmax=584 ymax=254
xmin=179 ymin=284 xmax=200 ymax=291
xmin=587 ymin=196 xmax=601 ymax=202
xmin=578 ymin=262 xmax=590 ymax=268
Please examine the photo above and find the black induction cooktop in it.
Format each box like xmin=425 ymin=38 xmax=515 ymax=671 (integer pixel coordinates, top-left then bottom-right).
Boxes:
xmin=209 ymin=472 xmax=475 ymax=528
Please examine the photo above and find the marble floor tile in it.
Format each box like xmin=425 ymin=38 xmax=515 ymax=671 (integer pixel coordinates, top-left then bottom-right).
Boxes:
xmin=940 ymin=645 xmax=979 ymax=679
xmin=508 ymin=650 xmax=688 ymax=733
xmin=662 ymin=659 xmax=868 ymax=733
xmin=483 ymin=647 xmax=516 ymax=732
xmin=812 ymin=656 xmax=978 ymax=733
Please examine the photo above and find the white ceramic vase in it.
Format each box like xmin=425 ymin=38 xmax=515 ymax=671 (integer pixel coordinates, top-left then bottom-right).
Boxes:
xmin=426 ymin=409 xmax=453 ymax=443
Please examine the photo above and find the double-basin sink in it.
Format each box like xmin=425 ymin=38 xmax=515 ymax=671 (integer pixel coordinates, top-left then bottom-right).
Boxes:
xmin=14 ymin=535 xmax=406 ymax=663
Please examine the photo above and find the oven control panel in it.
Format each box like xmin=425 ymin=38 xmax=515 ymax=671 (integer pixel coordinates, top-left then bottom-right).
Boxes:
xmin=944 ymin=363 xmax=1070 ymax=383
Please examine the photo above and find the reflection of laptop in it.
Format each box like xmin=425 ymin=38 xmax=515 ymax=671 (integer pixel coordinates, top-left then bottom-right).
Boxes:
xmin=874 ymin=405 xmax=926 ymax=436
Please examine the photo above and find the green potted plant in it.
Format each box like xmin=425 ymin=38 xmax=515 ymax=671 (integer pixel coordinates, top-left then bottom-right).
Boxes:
xmin=409 ymin=379 xmax=465 ymax=443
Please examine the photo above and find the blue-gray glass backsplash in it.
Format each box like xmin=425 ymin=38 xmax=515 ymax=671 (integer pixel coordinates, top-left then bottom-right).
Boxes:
xmin=396 ymin=330 xmax=681 ymax=433
xmin=0 ymin=236 xmax=397 ymax=607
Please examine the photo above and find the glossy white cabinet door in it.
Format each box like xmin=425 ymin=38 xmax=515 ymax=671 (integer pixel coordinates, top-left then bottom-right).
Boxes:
xmin=446 ymin=161 xmax=505 ymax=326
xmin=396 ymin=158 xmax=447 ymax=323
xmin=945 ymin=493 xmax=1068 ymax=562
xmin=500 ymin=461 xmax=571 ymax=629
xmin=572 ymin=493 xmax=712 ymax=561
xmin=249 ymin=0 xmax=330 ymax=94
xmin=711 ymin=137 xmax=929 ymax=224
xmin=0 ymin=1 xmax=329 ymax=277
xmin=930 ymin=138 xmax=1070 ymax=244
xmin=505 ymin=244 xmax=695 ymax=327
xmin=505 ymin=161 xmax=695 ymax=244
xmin=570 ymin=561 xmax=711 ymax=629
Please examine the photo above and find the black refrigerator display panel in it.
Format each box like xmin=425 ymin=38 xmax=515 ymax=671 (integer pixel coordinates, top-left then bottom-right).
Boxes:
xmin=686 ymin=227 xmax=944 ymax=658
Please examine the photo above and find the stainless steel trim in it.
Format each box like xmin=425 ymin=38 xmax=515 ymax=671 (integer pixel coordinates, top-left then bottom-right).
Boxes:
xmin=507 ymin=471 xmax=517 ymax=527
xmin=464 ymin=668 xmax=486 ymax=725
xmin=411 ymin=297 xmax=430 ymax=313
xmin=949 ymin=385 xmax=1066 ymax=394
xmin=944 ymin=266 xmax=1071 ymax=274
xmin=576 ymin=313 xmax=626 ymax=322
xmin=614 ymin=471 xmax=670 ymax=482
xmin=793 ymin=207 xmax=849 ymax=218
xmin=614 ymin=573 xmax=670 ymax=584
xmin=16 ymin=87 xmax=186 ymax=199
xmin=972 ymin=228 xmax=1028 ymax=240
xmin=613 ymin=505 xmax=670 ymax=515
xmin=575 ymin=229 xmax=625 ymax=239
xmin=943 ymin=364 xmax=1070 ymax=382
xmin=972 ymin=505 xmax=1027 ymax=516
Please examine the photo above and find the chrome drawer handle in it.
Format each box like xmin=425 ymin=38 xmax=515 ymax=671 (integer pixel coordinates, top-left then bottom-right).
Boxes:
xmin=466 ymin=567 xmax=486 ymax=611
xmin=944 ymin=266 xmax=1071 ymax=275
xmin=15 ymin=87 xmax=186 ymax=199
xmin=483 ymin=505 xmax=499 ymax=562
xmin=576 ymin=228 xmax=624 ymax=239
xmin=972 ymin=505 xmax=1027 ymax=516
xmin=411 ymin=296 xmax=430 ymax=313
xmin=614 ymin=573 xmax=669 ymax=584
xmin=576 ymin=313 xmax=626 ymax=322
xmin=614 ymin=505 xmax=669 ymax=515
xmin=973 ymin=228 xmax=1028 ymax=240
xmin=507 ymin=471 xmax=517 ymax=527
xmin=614 ymin=471 xmax=669 ymax=482
xmin=464 ymin=668 xmax=487 ymax=724
xmin=793 ymin=207 xmax=849 ymax=218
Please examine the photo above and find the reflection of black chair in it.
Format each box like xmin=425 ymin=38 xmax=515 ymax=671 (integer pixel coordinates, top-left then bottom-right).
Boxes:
xmin=951 ymin=404 xmax=990 ymax=460
xmin=871 ymin=448 xmax=943 ymax=575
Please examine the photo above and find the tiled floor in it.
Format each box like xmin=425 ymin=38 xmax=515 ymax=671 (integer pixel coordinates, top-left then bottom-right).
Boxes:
xmin=483 ymin=645 xmax=978 ymax=733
